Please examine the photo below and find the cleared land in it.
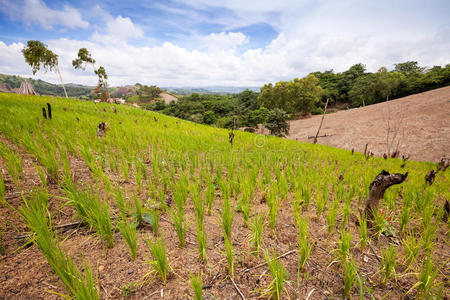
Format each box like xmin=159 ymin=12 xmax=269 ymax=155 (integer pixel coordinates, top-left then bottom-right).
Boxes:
xmin=287 ymin=86 xmax=450 ymax=162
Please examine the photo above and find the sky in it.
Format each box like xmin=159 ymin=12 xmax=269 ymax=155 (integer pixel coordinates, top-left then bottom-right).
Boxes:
xmin=0 ymin=0 xmax=449 ymax=87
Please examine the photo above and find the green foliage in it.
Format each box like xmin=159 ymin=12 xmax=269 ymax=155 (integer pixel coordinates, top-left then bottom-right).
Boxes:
xmin=258 ymin=74 xmax=322 ymax=115
xmin=22 ymin=41 xmax=58 ymax=75
xmin=264 ymin=108 xmax=290 ymax=137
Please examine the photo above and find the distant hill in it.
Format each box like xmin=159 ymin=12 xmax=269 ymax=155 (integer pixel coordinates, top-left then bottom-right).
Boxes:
xmin=164 ymin=86 xmax=260 ymax=95
xmin=0 ymin=73 xmax=92 ymax=98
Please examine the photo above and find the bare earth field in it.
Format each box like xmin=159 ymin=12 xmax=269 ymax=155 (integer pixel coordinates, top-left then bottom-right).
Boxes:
xmin=287 ymin=86 xmax=450 ymax=162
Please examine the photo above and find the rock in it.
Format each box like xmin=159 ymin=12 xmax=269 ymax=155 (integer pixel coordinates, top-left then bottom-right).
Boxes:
xmin=128 ymin=269 xmax=134 ymax=274
xmin=98 ymin=265 xmax=105 ymax=272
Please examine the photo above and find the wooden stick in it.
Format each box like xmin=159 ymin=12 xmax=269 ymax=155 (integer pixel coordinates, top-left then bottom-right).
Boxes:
xmin=241 ymin=249 xmax=297 ymax=273
xmin=305 ymin=288 xmax=316 ymax=300
xmin=229 ymin=276 xmax=245 ymax=300
xmin=313 ymin=98 xmax=329 ymax=144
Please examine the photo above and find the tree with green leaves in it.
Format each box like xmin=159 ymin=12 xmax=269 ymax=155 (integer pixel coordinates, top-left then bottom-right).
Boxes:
xmin=264 ymin=108 xmax=290 ymax=137
xmin=73 ymin=48 xmax=110 ymax=101
xmin=22 ymin=40 xmax=68 ymax=98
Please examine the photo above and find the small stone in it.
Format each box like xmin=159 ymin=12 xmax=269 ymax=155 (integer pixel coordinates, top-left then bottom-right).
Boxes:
xmin=128 ymin=269 xmax=134 ymax=274
xmin=363 ymin=255 xmax=369 ymax=262
xmin=98 ymin=265 xmax=105 ymax=272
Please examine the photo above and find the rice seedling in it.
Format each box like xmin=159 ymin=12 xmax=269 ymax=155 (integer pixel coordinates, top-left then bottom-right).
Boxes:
xmin=408 ymin=254 xmax=445 ymax=299
xmin=263 ymin=250 xmax=290 ymax=300
xmin=336 ymin=229 xmax=352 ymax=266
xmin=0 ymin=175 xmax=5 ymax=205
xmin=20 ymin=190 xmax=99 ymax=299
xmin=380 ymin=243 xmax=397 ymax=284
xmin=343 ymin=255 xmax=358 ymax=298
xmin=171 ymin=207 xmax=187 ymax=247
xmin=251 ymin=212 xmax=264 ymax=257
xmin=145 ymin=235 xmax=169 ymax=285
xmin=118 ymin=219 xmax=138 ymax=259
xmin=402 ymin=232 xmax=420 ymax=269
xmin=113 ymin=185 xmax=127 ymax=219
xmin=358 ymin=214 xmax=368 ymax=250
xmin=315 ymin=187 xmax=328 ymax=218
xmin=296 ymin=214 xmax=313 ymax=272
xmin=190 ymin=272 xmax=203 ymax=300
xmin=326 ymin=198 xmax=339 ymax=235
xmin=421 ymin=222 xmax=437 ymax=253
xmin=220 ymin=190 xmax=234 ymax=239
xmin=63 ymin=180 xmax=114 ymax=248
xmin=224 ymin=235 xmax=234 ymax=278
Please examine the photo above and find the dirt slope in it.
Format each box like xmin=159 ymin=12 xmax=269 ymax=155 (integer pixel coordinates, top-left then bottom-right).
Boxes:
xmin=159 ymin=92 xmax=177 ymax=104
xmin=287 ymin=86 xmax=450 ymax=162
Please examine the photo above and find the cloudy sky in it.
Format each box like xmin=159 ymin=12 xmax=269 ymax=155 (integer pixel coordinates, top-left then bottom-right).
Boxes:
xmin=0 ymin=0 xmax=449 ymax=87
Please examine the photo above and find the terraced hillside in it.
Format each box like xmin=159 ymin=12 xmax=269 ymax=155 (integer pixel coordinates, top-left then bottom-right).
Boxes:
xmin=0 ymin=93 xmax=448 ymax=299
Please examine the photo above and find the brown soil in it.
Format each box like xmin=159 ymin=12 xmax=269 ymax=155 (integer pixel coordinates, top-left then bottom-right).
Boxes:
xmin=287 ymin=86 xmax=450 ymax=162
xmin=159 ymin=93 xmax=178 ymax=104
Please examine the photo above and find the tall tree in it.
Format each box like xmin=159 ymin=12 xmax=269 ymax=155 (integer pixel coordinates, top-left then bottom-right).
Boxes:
xmin=73 ymin=48 xmax=110 ymax=101
xmin=22 ymin=40 xmax=68 ymax=98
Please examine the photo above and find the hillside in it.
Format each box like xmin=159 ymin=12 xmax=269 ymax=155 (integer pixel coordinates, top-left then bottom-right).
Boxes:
xmin=287 ymin=86 xmax=450 ymax=162
xmin=0 ymin=93 xmax=448 ymax=299
xmin=0 ymin=73 xmax=92 ymax=98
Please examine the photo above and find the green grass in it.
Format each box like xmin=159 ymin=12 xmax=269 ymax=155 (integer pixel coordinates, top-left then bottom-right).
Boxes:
xmin=0 ymin=92 xmax=448 ymax=298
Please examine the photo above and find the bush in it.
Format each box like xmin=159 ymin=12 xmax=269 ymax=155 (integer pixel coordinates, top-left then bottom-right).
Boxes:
xmin=203 ymin=110 xmax=216 ymax=125
xmin=264 ymin=109 xmax=290 ymax=137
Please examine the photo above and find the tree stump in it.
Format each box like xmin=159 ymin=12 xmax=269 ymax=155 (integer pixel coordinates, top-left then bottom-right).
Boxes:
xmin=229 ymin=131 xmax=235 ymax=146
xmin=364 ymin=170 xmax=408 ymax=222
xmin=47 ymin=103 xmax=52 ymax=119
xmin=425 ymin=170 xmax=436 ymax=185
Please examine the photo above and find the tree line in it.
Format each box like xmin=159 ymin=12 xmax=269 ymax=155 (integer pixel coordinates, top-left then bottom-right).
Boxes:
xmin=148 ymin=61 xmax=449 ymax=137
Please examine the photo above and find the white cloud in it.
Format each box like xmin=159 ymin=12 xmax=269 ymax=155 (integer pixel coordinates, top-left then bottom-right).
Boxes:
xmin=202 ymin=32 xmax=248 ymax=53
xmin=92 ymin=16 xmax=144 ymax=45
xmin=0 ymin=0 xmax=448 ymax=87
xmin=0 ymin=0 xmax=89 ymax=29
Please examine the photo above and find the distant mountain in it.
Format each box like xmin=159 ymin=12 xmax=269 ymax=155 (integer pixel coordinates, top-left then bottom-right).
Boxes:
xmin=0 ymin=73 xmax=92 ymax=98
xmin=163 ymin=86 xmax=260 ymax=95
xmin=0 ymin=73 xmax=260 ymax=98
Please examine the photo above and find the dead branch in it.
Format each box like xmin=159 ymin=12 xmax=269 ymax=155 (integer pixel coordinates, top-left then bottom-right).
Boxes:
xmin=229 ymin=276 xmax=245 ymax=300
xmin=313 ymin=98 xmax=329 ymax=144
xmin=364 ymin=170 xmax=408 ymax=222
xmin=241 ymin=249 xmax=297 ymax=273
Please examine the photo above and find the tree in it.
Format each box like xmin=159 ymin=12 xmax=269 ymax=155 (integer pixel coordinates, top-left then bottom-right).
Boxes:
xmin=264 ymin=108 xmax=290 ymax=137
xmin=22 ymin=40 xmax=68 ymax=98
xmin=258 ymin=75 xmax=321 ymax=115
xmin=290 ymin=74 xmax=322 ymax=115
xmin=393 ymin=61 xmax=425 ymax=75
xmin=203 ymin=110 xmax=216 ymax=125
xmin=73 ymin=48 xmax=110 ymax=101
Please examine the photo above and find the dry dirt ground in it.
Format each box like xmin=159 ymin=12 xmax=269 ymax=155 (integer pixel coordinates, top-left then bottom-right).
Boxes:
xmin=287 ymin=86 xmax=450 ymax=162
xmin=159 ymin=93 xmax=178 ymax=104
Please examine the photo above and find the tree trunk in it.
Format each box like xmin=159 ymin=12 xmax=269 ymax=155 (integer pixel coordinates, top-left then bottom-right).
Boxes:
xmin=364 ymin=170 xmax=408 ymax=222
xmin=56 ymin=66 xmax=68 ymax=98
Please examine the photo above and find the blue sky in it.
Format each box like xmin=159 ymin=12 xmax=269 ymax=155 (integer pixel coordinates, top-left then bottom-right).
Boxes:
xmin=0 ymin=0 xmax=449 ymax=86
